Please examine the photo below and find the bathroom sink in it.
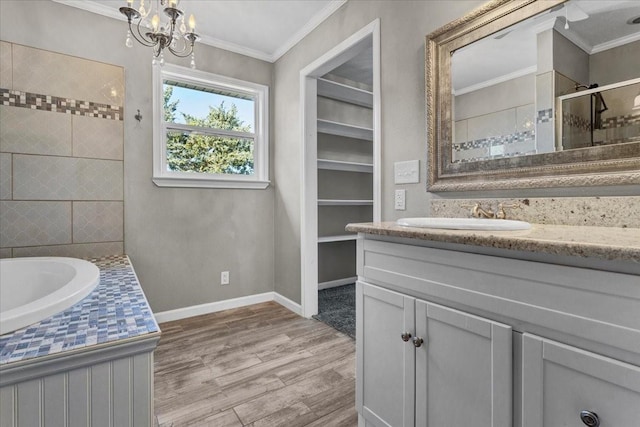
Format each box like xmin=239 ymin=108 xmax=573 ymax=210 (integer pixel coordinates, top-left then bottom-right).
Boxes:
xmin=396 ymin=217 xmax=531 ymax=231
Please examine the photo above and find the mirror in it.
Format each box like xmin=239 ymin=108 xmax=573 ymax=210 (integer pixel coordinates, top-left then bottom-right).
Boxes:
xmin=426 ymin=0 xmax=640 ymax=191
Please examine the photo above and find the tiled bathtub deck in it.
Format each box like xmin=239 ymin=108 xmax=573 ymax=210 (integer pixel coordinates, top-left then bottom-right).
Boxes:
xmin=0 ymin=255 xmax=159 ymax=365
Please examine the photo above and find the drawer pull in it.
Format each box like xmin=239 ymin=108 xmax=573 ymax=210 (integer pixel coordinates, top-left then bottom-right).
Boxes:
xmin=412 ymin=337 xmax=424 ymax=348
xmin=580 ymin=410 xmax=600 ymax=427
xmin=401 ymin=332 xmax=412 ymax=342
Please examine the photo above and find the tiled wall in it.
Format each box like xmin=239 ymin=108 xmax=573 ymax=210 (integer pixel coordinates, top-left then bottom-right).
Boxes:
xmin=0 ymin=41 xmax=124 ymax=258
xmin=453 ymin=104 xmax=536 ymax=163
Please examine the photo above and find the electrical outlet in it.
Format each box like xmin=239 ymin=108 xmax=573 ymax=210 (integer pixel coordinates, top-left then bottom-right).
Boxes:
xmin=221 ymin=271 xmax=230 ymax=285
xmin=395 ymin=189 xmax=406 ymax=210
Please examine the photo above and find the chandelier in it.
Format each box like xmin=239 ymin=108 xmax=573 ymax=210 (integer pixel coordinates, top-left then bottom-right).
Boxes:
xmin=119 ymin=0 xmax=199 ymax=68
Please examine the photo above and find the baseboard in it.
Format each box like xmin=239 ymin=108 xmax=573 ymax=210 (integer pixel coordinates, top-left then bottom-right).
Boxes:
xmin=154 ymin=292 xmax=302 ymax=323
xmin=273 ymin=292 xmax=304 ymax=316
xmin=318 ymin=276 xmax=357 ymax=290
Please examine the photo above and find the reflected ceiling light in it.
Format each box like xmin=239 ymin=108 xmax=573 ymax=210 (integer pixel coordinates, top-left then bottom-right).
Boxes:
xmin=633 ymin=92 xmax=640 ymax=110
xmin=120 ymin=0 xmax=199 ymax=68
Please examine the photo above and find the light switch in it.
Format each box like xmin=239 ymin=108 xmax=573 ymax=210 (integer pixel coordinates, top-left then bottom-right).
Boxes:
xmin=394 ymin=160 xmax=420 ymax=184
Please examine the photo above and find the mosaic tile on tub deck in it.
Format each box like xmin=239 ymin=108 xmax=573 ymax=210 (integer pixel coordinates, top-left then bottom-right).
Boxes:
xmin=0 ymin=255 xmax=159 ymax=365
xmin=12 ymin=154 xmax=123 ymax=201
xmin=0 ymin=201 xmax=71 ymax=248
xmin=72 ymin=115 xmax=123 ymax=160
xmin=0 ymin=41 xmax=11 ymax=89
xmin=0 ymin=105 xmax=72 ymax=156
xmin=11 ymin=44 xmax=124 ymax=107
xmin=73 ymin=201 xmax=123 ymax=243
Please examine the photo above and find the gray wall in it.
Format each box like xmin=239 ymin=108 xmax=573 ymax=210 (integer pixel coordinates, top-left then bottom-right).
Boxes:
xmin=0 ymin=1 xmax=275 ymax=312
xmin=272 ymin=0 xmax=484 ymax=303
xmin=590 ymin=40 xmax=640 ymax=86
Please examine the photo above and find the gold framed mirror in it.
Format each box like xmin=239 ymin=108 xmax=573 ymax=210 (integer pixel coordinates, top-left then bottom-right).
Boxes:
xmin=426 ymin=0 xmax=640 ymax=191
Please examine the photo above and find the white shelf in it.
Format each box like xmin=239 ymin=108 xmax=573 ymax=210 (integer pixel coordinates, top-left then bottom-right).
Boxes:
xmin=317 ymin=78 xmax=373 ymax=108
xmin=317 ymin=119 xmax=373 ymax=141
xmin=317 ymin=159 xmax=373 ymax=173
xmin=317 ymin=234 xmax=358 ymax=243
xmin=318 ymin=199 xmax=374 ymax=206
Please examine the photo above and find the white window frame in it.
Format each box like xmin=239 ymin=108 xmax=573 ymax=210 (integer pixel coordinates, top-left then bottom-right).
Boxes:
xmin=152 ymin=63 xmax=270 ymax=189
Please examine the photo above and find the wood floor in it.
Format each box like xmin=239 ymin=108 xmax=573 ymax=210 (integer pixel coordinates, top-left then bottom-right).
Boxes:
xmin=154 ymin=301 xmax=357 ymax=426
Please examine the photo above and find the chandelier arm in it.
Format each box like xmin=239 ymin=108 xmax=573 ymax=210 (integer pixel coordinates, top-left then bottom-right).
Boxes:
xmin=167 ymin=43 xmax=194 ymax=58
xmin=131 ymin=19 xmax=156 ymax=47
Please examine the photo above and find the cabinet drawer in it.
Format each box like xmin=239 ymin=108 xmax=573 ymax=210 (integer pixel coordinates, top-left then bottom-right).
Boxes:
xmin=522 ymin=334 xmax=640 ymax=427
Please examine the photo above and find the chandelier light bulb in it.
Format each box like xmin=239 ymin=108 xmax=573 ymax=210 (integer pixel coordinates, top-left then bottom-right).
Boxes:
xmin=169 ymin=0 xmax=177 ymax=8
xmin=151 ymin=14 xmax=160 ymax=32
xmin=126 ymin=0 xmax=133 ymax=6
xmin=125 ymin=30 xmax=133 ymax=48
xmin=188 ymin=14 xmax=196 ymax=31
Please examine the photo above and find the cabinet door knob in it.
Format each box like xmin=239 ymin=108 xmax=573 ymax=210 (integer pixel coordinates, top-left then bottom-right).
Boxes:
xmin=580 ymin=411 xmax=600 ymax=427
xmin=401 ymin=332 xmax=412 ymax=342
xmin=412 ymin=337 xmax=424 ymax=348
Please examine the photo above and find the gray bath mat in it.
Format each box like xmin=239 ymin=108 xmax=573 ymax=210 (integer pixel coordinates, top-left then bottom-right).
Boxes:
xmin=313 ymin=284 xmax=355 ymax=339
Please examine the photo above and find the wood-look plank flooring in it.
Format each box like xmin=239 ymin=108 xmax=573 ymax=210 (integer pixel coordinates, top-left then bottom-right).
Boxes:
xmin=154 ymin=301 xmax=357 ymax=427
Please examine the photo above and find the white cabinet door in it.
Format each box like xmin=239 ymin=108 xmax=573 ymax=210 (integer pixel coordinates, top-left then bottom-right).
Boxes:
xmin=357 ymin=281 xmax=415 ymax=427
xmin=415 ymin=300 xmax=512 ymax=427
xmin=522 ymin=333 xmax=640 ymax=427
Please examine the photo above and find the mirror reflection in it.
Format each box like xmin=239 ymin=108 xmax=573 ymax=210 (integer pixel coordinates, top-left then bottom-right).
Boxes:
xmin=450 ymin=0 xmax=640 ymax=164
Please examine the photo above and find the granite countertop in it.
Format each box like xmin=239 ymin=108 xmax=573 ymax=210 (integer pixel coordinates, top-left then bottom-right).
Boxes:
xmin=0 ymin=255 xmax=160 ymax=365
xmin=345 ymin=222 xmax=640 ymax=262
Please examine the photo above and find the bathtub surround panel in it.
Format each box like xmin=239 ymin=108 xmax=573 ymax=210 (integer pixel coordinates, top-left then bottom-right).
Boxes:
xmin=11 ymin=44 xmax=124 ymax=107
xmin=0 ymin=42 xmax=11 ymax=89
xmin=0 ymin=255 xmax=158 ymax=365
xmin=431 ymin=196 xmax=640 ymax=229
xmin=11 ymin=242 xmax=123 ymax=259
xmin=12 ymin=155 xmax=123 ymax=201
xmin=0 ymin=106 xmax=72 ymax=156
xmin=0 ymin=201 xmax=71 ymax=247
xmin=72 ymin=114 xmax=124 ymax=160
xmin=0 ymin=41 xmax=124 ymax=258
xmin=0 ymin=153 xmax=10 ymax=200
xmin=72 ymin=201 xmax=123 ymax=243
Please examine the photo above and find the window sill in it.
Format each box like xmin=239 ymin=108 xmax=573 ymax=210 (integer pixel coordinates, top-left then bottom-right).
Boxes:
xmin=152 ymin=176 xmax=270 ymax=189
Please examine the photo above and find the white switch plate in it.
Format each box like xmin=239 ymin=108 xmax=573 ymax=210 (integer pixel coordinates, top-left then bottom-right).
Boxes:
xmin=221 ymin=271 xmax=230 ymax=285
xmin=394 ymin=160 xmax=420 ymax=184
xmin=395 ymin=189 xmax=406 ymax=210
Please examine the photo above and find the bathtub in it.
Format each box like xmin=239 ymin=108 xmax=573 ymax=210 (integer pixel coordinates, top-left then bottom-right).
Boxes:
xmin=0 ymin=257 xmax=100 ymax=335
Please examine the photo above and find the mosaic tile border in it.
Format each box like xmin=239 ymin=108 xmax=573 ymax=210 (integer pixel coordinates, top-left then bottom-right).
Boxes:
xmin=601 ymin=111 xmax=640 ymax=129
xmin=536 ymin=108 xmax=553 ymax=124
xmin=563 ymin=111 xmax=591 ymax=132
xmin=0 ymin=88 xmax=123 ymax=121
xmin=0 ymin=255 xmax=159 ymax=365
xmin=453 ymin=129 xmax=535 ymax=152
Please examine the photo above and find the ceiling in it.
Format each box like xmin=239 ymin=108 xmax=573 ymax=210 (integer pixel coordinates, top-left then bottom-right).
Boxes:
xmin=53 ymin=0 xmax=346 ymax=62
xmin=452 ymin=0 xmax=640 ymax=93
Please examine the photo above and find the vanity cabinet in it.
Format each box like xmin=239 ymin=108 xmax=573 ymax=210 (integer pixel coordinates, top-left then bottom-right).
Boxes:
xmin=357 ymin=281 xmax=512 ymax=427
xmin=354 ymin=236 xmax=640 ymax=427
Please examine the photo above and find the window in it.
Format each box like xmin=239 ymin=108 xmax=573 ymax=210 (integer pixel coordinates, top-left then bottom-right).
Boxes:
xmin=152 ymin=64 xmax=269 ymax=189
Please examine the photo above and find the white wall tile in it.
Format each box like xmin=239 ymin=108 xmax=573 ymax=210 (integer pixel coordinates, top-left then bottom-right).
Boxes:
xmin=516 ymin=104 xmax=535 ymax=133
xmin=0 ymin=41 xmax=11 ymax=89
xmin=12 ymin=242 xmax=123 ymax=258
xmin=13 ymin=155 xmax=123 ymax=201
xmin=0 ymin=201 xmax=71 ymax=247
xmin=12 ymin=44 xmax=124 ymax=106
xmin=73 ymin=201 xmax=123 ymax=243
xmin=0 ymin=106 xmax=72 ymax=156
xmin=73 ymin=115 xmax=123 ymax=160
xmin=454 ymin=120 xmax=468 ymax=144
xmin=0 ymin=153 xmax=11 ymax=200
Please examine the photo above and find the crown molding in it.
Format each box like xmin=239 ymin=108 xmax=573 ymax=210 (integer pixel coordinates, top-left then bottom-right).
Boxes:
xmin=51 ymin=0 xmax=346 ymax=63
xmin=454 ymin=65 xmax=537 ymax=96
